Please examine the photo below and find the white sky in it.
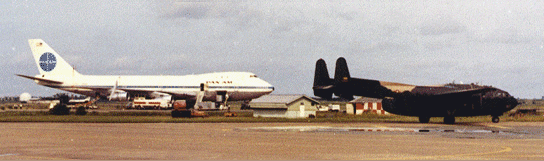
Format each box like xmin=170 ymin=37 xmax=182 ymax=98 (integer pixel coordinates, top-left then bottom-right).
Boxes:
xmin=1 ymin=0 xmax=543 ymax=98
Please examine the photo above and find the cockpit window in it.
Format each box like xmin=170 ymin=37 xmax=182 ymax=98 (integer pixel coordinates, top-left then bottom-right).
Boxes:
xmin=494 ymin=92 xmax=510 ymax=97
xmin=250 ymin=75 xmax=258 ymax=78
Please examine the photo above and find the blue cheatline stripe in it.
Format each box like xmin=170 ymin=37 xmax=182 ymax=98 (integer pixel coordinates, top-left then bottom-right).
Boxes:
xmin=66 ymin=85 xmax=274 ymax=89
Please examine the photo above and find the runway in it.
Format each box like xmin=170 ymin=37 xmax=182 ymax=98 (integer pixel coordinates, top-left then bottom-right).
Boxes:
xmin=0 ymin=122 xmax=543 ymax=160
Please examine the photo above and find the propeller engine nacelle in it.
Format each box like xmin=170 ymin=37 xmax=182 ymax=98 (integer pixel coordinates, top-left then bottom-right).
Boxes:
xmin=108 ymin=92 xmax=129 ymax=101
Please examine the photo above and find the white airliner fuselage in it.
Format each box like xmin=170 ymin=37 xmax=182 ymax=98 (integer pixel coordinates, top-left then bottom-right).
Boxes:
xmin=18 ymin=39 xmax=274 ymax=105
xmin=37 ymin=73 xmax=274 ymax=101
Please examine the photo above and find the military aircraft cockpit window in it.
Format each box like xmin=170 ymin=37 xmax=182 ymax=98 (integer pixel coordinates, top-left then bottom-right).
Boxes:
xmin=494 ymin=92 xmax=509 ymax=97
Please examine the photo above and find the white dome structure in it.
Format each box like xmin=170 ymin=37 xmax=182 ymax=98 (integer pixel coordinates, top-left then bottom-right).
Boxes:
xmin=19 ymin=92 xmax=31 ymax=103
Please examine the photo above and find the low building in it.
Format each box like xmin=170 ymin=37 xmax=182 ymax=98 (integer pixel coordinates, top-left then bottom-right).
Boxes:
xmin=347 ymin=97 xmax=388 ymax=115
xmin=250 ymin=94 xmax=319 ymax=118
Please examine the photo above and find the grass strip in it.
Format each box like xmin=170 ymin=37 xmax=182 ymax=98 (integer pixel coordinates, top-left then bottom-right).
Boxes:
xmin=0 ymin=113 xmax=542 ymax=123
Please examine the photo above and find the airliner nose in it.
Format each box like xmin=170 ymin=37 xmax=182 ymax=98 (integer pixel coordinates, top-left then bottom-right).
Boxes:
xmin=268 ymin=86 xmax=275 ymax=92
xmin=262 ymin=79 xmax=273 ymax=88
xmin=267 ymin=84 xmax=275 ymax=91
xmin=258 ymin=78 xmax=274 ymax=92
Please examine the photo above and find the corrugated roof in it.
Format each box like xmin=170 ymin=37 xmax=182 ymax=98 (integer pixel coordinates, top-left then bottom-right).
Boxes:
xmin=350 ymin=97 xmax=382 ymax=103
xmin=251 ymin=94 xmax=318 ymax=104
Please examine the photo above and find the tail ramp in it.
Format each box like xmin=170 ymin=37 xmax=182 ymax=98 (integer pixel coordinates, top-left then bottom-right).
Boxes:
xmin=313 ymin=58 xmax=334 ymax=99
xmin=28 ymin=39 xmax=80 ymax=76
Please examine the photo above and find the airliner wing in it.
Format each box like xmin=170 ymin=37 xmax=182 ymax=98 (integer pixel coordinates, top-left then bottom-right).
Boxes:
xmin=157 ymin=91 xmax=198 ymax=99
xmin=75 ymin=87 xmax=155 ymax=98
xmin=16 ymin=74 xmax=63 ymax=84
xmin=119 ymin=89 xmax=197 ymax=100
xmin=71 ymin=85 xmax=197 ymax=100
xmin=116 ymin=88 xmax=154 ymax=96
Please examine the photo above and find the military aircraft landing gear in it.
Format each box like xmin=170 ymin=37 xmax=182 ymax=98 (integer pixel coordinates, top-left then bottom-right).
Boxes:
xmin=444 ymin=116 xmax=455 ymax=124
xmin=492 ymin=116 xmax=500 ymax=123
xmin=444 ymin=109 xmax=456 ymax=124
xmin=419 ymin=116 xmax=430 ymax=123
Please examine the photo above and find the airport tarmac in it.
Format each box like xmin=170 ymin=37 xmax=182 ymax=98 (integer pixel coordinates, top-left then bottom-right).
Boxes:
xmin=0 ymin=122 xmax=543 ymax=160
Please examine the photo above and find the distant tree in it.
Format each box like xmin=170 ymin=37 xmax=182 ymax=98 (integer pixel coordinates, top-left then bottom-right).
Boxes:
xmin=75 ymin=106 xmax=87 ymax=115
xmin=58 ymin=94 xmax=70 ymax=104
xmin=49 ymin=103 xmax=70 ymax=115
xmin=49 ymin=93 xmax=71 ymax=115
xmin=241 ymin=100 xmax=251 ymax=110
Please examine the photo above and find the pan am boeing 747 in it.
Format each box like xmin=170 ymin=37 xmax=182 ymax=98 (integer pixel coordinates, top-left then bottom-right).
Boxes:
xmin=17 ymin=39 xmax=274 ymax=110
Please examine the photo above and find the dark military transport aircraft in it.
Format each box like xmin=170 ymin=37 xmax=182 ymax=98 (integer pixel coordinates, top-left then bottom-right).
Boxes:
xmin=313 ymin=57 xmax=518 ymax=124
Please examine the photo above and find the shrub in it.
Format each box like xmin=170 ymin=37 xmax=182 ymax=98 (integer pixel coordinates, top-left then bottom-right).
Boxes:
xmin=58 ymin=94 xmax=70 ymax=104
xmin=49 ymin=104 xmax=70 ymax=115
xmin=75 ymin=106 xmax=87 ymax=115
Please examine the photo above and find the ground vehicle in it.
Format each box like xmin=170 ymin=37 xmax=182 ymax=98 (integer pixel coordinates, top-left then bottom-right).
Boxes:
xmin=171 ymin=100 xmax=208 ymax=117
xmin=131 ymin=97 xmax=171 ymax=109
xmin=49 ymin=97 xmax=98 ymax=109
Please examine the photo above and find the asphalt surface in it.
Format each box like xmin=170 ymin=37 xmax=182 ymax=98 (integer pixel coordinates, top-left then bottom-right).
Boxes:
xmin=0 ymin=122 xmax=543 ymax=160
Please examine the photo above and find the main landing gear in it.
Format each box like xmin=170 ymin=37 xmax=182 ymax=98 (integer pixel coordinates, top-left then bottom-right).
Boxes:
xmin=418 ymin=115 xmax=501 ymax=124
xmin=444 ymin=116 xmax=455 ymax=124
xmin=444 ymin=109 xmax=456 ymax=124
xmin=419 ymin=116 xmax=430 ymax=123
xmin=419 ymin=116 xmax=456 ymax=124
xmin=418 ymin=115 xmax=456 ymax=124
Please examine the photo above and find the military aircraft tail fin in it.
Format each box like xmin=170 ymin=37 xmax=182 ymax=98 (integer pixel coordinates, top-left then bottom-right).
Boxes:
xmin=314 ymin=59 xmax=331 ymax=87
xmin=333 ymin=57 xmax=355 ymax=99
xmin=334 ymin=57 xmax=351 ymax=84
xmin=313 ymin=58 xmax=334 ymax=99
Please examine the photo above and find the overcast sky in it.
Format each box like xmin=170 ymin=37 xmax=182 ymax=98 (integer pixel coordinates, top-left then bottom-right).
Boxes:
xmin=1 ymin=0 xmax=543 ymax=99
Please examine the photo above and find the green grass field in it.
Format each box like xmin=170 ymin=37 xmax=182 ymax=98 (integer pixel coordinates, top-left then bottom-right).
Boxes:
xmin=0 ymin=110 xmax=542 ymax=123
xmin=1 ymin=101 xmax=543 ymax=123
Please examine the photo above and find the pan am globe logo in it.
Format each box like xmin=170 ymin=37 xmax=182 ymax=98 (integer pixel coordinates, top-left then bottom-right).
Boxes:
xmin=39 ymin=52 xmax=57 ymax=72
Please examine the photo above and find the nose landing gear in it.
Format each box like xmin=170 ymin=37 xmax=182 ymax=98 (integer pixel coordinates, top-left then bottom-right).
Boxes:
xmin=492 ymin=116 xmax=500 ymax=123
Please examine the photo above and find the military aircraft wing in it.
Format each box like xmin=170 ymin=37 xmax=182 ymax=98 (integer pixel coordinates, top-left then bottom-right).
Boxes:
xmin=434 ymin=87 xmax=494 ymax=97
xmin=333 ymin=77 xmax=419 ymax=99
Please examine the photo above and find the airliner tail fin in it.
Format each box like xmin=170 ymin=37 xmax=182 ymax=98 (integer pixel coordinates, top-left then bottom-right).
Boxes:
xmin=28 ymin=39 xmax=80 ymax=76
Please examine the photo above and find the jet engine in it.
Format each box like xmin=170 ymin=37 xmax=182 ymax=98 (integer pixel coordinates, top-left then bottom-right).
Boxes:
xmin=108 ymin=92 xmax=129 ymax=101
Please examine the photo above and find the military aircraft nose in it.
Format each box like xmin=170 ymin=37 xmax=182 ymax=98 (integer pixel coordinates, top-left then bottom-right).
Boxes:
xmin=506 ymin=97 xmax=518 ymax=110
